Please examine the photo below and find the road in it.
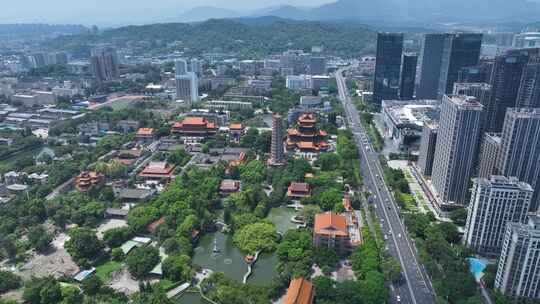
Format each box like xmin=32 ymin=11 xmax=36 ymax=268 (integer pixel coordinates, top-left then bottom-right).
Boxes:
xmin=336 ymin=68 xmax=436 ymax=304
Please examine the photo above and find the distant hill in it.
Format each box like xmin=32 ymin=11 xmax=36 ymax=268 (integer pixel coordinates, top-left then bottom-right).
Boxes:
xmin=45 ymin=18 xmax=376 ymax=58
xmin=179 ymin=0 xmax=540 ymax=24
xmin=0 ymin=23 xmax=89 ymax=39
xmin=177 ymin=6 xmax=241 ymax=23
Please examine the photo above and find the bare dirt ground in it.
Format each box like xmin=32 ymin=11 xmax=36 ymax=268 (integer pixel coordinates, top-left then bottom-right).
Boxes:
xmin=18 ymin=233 xmax=79 ymax=280
xmin=107 ymin=267 xmax=140 ymax=295
xmin=96 ymin=219 xmax=128 ymax=239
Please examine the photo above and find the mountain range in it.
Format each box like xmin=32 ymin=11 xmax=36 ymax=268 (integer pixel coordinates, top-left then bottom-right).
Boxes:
xmin=178 ymin=0 xmax=540 ymax=24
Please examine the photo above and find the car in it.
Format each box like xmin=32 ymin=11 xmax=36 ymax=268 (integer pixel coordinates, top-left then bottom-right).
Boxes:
xmin=398 ymin=233 xmax=402 ymax=238
xmin=384 ymin=234 xmax=388 ymax=240
xmin=397 ymin=295 xmax=401 ymax=302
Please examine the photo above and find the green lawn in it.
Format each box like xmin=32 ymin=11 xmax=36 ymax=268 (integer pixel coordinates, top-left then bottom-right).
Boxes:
xmin=95 ymin=261 xmax=123 ymax=282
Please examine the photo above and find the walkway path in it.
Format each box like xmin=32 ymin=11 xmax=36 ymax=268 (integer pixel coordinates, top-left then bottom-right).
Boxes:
xmin=242 ymin=250 xmax=262 ymax=284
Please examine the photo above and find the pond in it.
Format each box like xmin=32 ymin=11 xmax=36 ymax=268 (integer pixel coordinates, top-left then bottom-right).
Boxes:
xmin=266 ymin=206 xmax=299 ymax=233
xmin=191 ymin=207 xmax=298 ymax=285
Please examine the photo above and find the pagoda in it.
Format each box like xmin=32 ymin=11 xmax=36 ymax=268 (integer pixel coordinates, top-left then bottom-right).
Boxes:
xmin=286 ymin=113 xmax=329 ymax=153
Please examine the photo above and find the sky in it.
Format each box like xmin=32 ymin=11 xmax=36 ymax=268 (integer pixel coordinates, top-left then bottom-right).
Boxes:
xmin=1 ymin=0 xmax=333 ymax=26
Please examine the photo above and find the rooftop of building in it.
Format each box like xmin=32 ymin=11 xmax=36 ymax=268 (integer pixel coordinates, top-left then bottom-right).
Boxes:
xmin=283 ymin=277 xmax=315 ymax=304
xmin=314 ymin=212 xmax=348 ymax=237
xmin=382 ymin=99 xmax=440 ymax=128
xmin=446 ymin=95 xmax=484 ymax=109
xmin=475 ymin=175 xmax=533 ymax=192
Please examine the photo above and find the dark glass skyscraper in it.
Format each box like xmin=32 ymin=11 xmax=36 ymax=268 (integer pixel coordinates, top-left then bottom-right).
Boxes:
xmin=373 ymin=33 xmax=404 ymax=104
xmin=417 ymin=33 xmax=482 ymax=100
xmin=417 ymin=34 xmax=448 ymax=99
xmin=516 ymin=56 xmax=540 ymax=109
xmin=487 ymin=48 xmax=540 ymax=132
xmin=437 ymin=33 xmax=483 ymax=99
xmin=458 ymin=60 xmax=494 ymax=84
xmin=399 ymin=53 xmax=417 ymax=100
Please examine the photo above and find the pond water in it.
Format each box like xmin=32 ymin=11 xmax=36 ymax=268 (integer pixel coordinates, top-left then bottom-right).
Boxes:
xmin=266 ymin=206 xmax=299 ymax=233
xmin=191 ymin=207 xmax=298 ymax=285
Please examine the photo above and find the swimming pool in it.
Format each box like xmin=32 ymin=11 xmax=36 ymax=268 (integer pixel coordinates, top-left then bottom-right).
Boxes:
xmin=467 ymin=257 xmax=487 ymax=281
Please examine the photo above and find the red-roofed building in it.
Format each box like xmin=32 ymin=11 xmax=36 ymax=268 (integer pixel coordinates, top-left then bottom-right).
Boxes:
xmin=135 ymin=128 xmax=155 ymax=141
xmin=138 ymin=161 xmax=176 ymax=180
xmin=115 ymin=149 xmax=143 ymax=166
xmin=287 ymin=182 xmax=311 ymax=199
xmin=313 ymin=212 xmax=352 ymax=254
xmin=229 ymin=123 xmax=245 ymax=142
xmin=286 ymin=113 xmax=329 ymax=154
xmin=284 ymin=277 xmax=315 ymax=304
xmin=75 ymin=171 xmax=104 ymax=192
xmin=219 ymin=179 xmax=241 ymax=195
xmin=147 ymin=217 xmax=165 ymax=234
xmin=171 ymin=117 xmax=218 ymax=137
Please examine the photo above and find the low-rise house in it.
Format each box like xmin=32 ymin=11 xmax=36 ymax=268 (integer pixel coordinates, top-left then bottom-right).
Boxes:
xmin=28 ymin=173 xmax=48 ymax=185
xmin=287 ymin=182 xmax=311 ymax=200
xmin=135 ymin=128 xmax=156 ymax=142
xmin=105 ymin=208 xmax=129 ymax=219
xmin=313 ymin=212 xmax=352 ymax=254
xmin=138 ymin=161 xmax=176 ymax=180
xmin=171 ymin=116 xmax=218 ymax=138
xmin=117 ymin=120 xmax=140 ymax=133
xmin=229 ymin=123 xmax=245 ymax=142
xmin=115 ymin=149 xmax=144 ymax=166
xmin=75 ymin=171 xmax=105 ymax=192
xmin=115 ymin=188 xmax=155 ymax=203
xmin=219 ymin=179 xmax=241 ymax=195
xmin=147 ymin=217 xmax=166 ymax=235
xmin=284 ymin=277 xmax=315 ymax=304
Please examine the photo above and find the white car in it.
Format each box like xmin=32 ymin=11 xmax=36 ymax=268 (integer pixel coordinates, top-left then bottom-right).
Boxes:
xmin=398 ymin=233 xmax=402 ymax=238
xmin=397 ymin=295 xmax=401 ymax=302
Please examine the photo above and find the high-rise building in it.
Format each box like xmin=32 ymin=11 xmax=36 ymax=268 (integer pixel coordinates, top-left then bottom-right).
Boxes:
xmin=464 ymin=176 xmax=533 ymax=256
xmin=175 ymin=59 xmax=188 ymax=76
xmin=495 ymin=214 xmax=540 ymax=299
xmin=28 ymin=53 xmax=47 ymax=69
xmin=487 ymin=48 xmax=540 ymax=132
xmin=175 ymin=72 xmax=199 ymax=104
xmin=496 ymin=108 xmax=540 ymax=211
xmin=458 ymin=60 xmax=494 ymax=84
xmin=309 ymin=57 xmax=326 ymax=75
xmin=516 ymin=56 xmax=540 ymax=108
xmin=478 ymin=133 xmax=502 ymax=179
xmin=268 ymin=114 xmax=285 ymax=166
xmin=399 ymin=53 xmax=417 ymax=100
xmin=191 ymin=59 xmax=203 ymax=77
xmin=431 ymin=95 xmax=483 ymax=208
xmin=373 ymin=33 xmax=404 ymax=104
xmin=417 ymin=33 xmax=482 ymax=100
xmin=453 ymin=83 xmax=492 ymax=132
xmin=90 ymin=47 xmax=119 ymax=83
xmin=417 ymin=122 xmax=438 ymax=177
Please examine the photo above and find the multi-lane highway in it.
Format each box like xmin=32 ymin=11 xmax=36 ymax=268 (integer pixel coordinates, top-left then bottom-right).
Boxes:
xmin=336 ymin=68 xmax=435 ymax=304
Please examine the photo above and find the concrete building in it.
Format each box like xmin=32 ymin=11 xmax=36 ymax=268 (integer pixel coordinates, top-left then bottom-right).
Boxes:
xmin=478 ymin=133 xmax=502 ymax=179
xmin=90 ymin=47 xmax=119 ymax=82
xmin=513 ymin=32 xmax=540 ymax=48
xmin=496 ymin=108 xmax=540 ymax=212
xmin=268 ymin=114 xmax=285 ymax=166
xmin=286 ymin=75 xmax=311 ymax=91
xmin=381 ymin=99 xmax=440 ymax=150
xmin=399 ymin=53 xmax=417 ymax=100
xmin=431 ymin=95 xmax=483 ymax=208
xmin=453 ymin=82 xmax=492 ymax=131
xmin=516 ymin=56 xmax=540 ymax=108
xmin=458 ymin=61 xmax=494 ymax=84
xmin=309 ymin=57 xmax=326 ymax=75
xmin=313 ymin=212 xmax=353 ymax=254
xmin=464 ymin=176 xmax=533 ymax=256
xmin=418 ymin=122 xmax=439 ymax=177
xmin=495 ymin=214 xmax=540 ymax=300
xmin=374 ymin=33 xmax=404 ymax=104
xmin=175 ymin=72 xmax=199 ymax=104
xmin=175 ymin=59 xmax=187 ymax=76
xmin=205 ymin=100 xmax=252 ymax=110
xmin=417 ymin=33 xmax=482 ymax=100
xmin=12 ymin=91 xmax=56 ymax=107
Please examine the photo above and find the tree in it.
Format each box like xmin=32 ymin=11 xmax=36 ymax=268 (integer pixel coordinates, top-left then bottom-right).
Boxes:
xmin=162 ymin=255 xmax=192 ymax=282
xmin=450 ymin=208 xmax=468 ymax=226
xmin=233 ymin=221 xmax=278 ymax=254
xmin=382 ymin=257 xmax=402 ymax=283
xmin=126 ymin=246 xmax=160 ymax=278
xmin=28 ymin=226 xmax=54 ymax=252
xmin=127 ymin=206 xmax=160 ymax=232
xmin=359 ymin=271 xmax=388 ymax=304
xmin=239 ymin=160 xmax=266 ymax=185
xmin=65 ymin=228 xmax=103 ymax=265
xmin=23 ymin=277 xmax=62 ymax=304
xmin=0 ymin=270 xmax=21 ymax=293
xmin=60 ymin=285 xmax=83 ymax=304
xmin=312 ymin=276 xmax=337 ymax=302
xmin=81 ymin=275 xmax=103 ymax=295
xmin=317 ymin=153 xmax=341 ymax=171
xmin=301 ymin=205 xmax=322 ymax=227
xmin=111 ymin=247 xmax=125 ymax=261
xmin=318 ymin=188 xmax=342 ymax=211
xmin=103 ymin=227 xmax=134 ymax=248
xmin=313 ymin=247 xmax=339 ymax=269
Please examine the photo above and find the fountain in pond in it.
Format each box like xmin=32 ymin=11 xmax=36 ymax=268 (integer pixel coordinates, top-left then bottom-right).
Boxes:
xmin=212 ymin=238 xmax=220 ymax=254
